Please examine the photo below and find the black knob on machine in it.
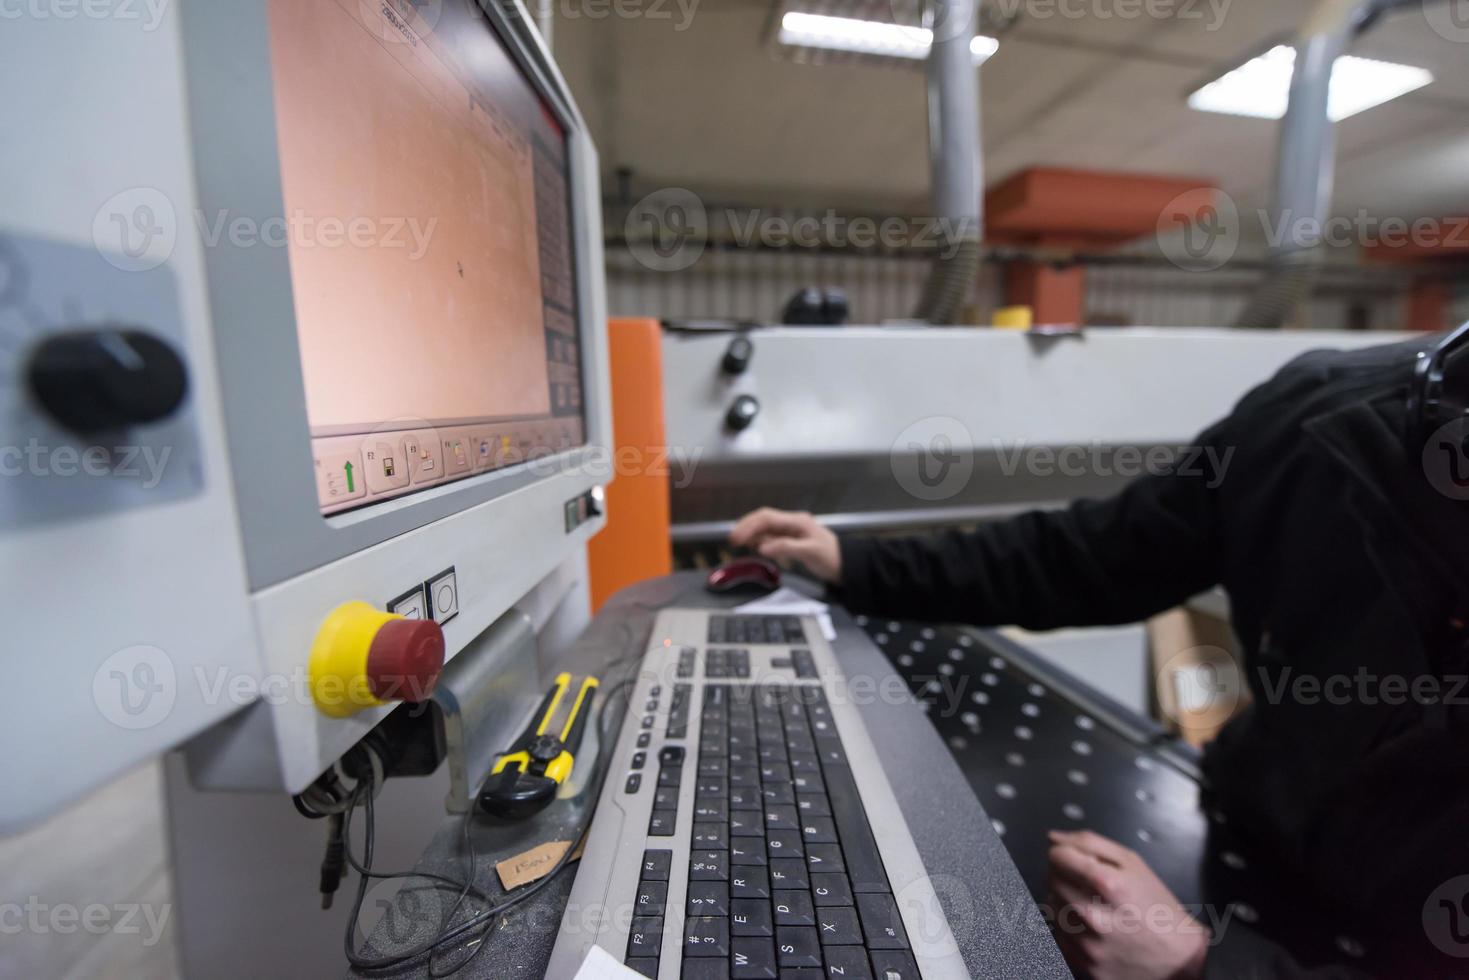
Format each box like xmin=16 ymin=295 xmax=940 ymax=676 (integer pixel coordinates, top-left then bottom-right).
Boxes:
xmin=725 ymin=394 xmax=759 ymax=432
xmin=26 ymin=328 xmax=189 ymax=434
xmin=722 ymin=335 xmax=754 ymax=375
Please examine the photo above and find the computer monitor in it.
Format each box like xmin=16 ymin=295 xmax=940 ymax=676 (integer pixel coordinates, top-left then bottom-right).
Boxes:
xmin=264 ymin=0 xmax=588 ymax=516
xmin=0 ymin=0 xmax=611 ymax=818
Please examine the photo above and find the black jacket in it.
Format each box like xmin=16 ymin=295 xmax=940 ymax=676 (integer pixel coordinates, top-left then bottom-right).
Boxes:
xmin=837 ymin=336 xmax=1469 ymax=978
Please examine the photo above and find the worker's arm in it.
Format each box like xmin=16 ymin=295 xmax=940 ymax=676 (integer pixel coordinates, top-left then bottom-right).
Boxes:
xmin=729 ymin=415 xmax=1229 ymax=630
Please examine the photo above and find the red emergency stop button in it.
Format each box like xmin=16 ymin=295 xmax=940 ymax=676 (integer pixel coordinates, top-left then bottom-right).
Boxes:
xmin=309 ymin=601 xmax=446 ymax=717
xmin=365 ymin=618 xmax=444 ymax=702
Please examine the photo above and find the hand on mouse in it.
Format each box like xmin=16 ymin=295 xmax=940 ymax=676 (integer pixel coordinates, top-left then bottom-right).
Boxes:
xmin=729 ymin=508 xmax=842 ymax=585
xmin=1047 ymin=830 xmax=1210 ymax=980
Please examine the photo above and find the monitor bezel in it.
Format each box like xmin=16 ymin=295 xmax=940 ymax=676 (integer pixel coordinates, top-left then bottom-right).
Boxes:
xmin=181 ymin=0 xmax=611 ymax=591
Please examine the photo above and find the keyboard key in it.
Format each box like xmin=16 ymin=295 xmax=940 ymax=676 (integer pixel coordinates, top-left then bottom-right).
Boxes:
xmin=761 ymin=763 xmax=793 ymax=785
xmin=868 ymin=950 xmax=921 ymax=978
xmin=624 ymin=774 xmax=642 ymax=794
xmin=729 ymin=812 xmax=764 ymax=837
xmin=810 ymin=873 xmax=853 ymax=907
xmin=766 ymin=831 xmax=804 ymax=858
xmin=697 ymin=777 xmax=728 ymax=798
xmin=729 ymin=786 xmax=762 ymax=811
xmin=803 ymin=844 xmax=845 ymax=874
xmin=632 ymin=751 xmax=647 ymax=770
xmin=637 ymin=732 xmax=651 ymax=749
xmin=729 ymin=767 xmax=761 ymax=788
xmin=788 ymin=753 xmax=820 ymax=774
xmin=730 ymin=840 xmax=768 ymax=867
xmin=693 ymin=822 xmax=728 ymax=849
xmin=689 ymin=851 xmax=728 ymax=881
xmin=627 ymin=916 xmax=663 ymax=958
xmin=815 ymin=907 xmax=863 ymax=946
xmin=730 ymin=867 xmax=770 ymax=899
xmin=821 ymin=766 xmax=889 ymax=893
xmin=796 ymin=793 xmax=831 ymax=817
xmin=791 ymin=773 xmax=824 ymax=794
xmin=659 ymin=768 xmax=683 ymax=788
xmin=655 ymin=787 xmax=679 ymax=809
xmin=767 ymin=857 xmax=808 ymax=891
xmin=772 ymin=890 xmax=815 ymax=927
xmin=730 ymin=898 xmax=773 ymax=937
xmin=693 ymin=799 xmax=729 ymax=823
xmin=699 ymin=759 xmax=729 ymax=777
xmin=821 ymin=947 xmax=873 ymax=978
xmin=642 ymin=849 xmax=672 ymax=881
xmin=800 ymin=817 xmax=838 ymax=844
xmin=856 ymin=893 xmax=909 ymax=949
xmin=683 ymin=961 xmax=728 ymax=980
xmin=625 ymin=957 xmax=658 ymax=978
xmin=635 ymin=879 xmax=668 ymax=916
xmin=684 ymin=916 xmax=730 ymax=957
xmin=649 ymin=811 xmax=676 ymax=836
xmin=775 ymin=926 xmax=822 ymax=968
xmin=778 ymin=970 xmax=822 ymax=980
xmin=731 ymin=937 xmax=778 ymax=978
xmin=687 ymin=879 xmax=729 ymax=916
xmin=760 ymin=784 xmax=795 ymax=806
xmin=764 ymin=805 xmax=799 ymax=832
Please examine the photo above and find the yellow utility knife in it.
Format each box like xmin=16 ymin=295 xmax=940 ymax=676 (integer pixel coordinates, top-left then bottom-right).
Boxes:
xmin=478 ymin=672 xmax=598 ymax=819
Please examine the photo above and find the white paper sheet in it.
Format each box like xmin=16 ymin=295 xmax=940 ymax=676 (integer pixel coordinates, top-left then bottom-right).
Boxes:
xmin=735 ymin=586 xmax=837 ymax=641
xmin=572 ymin=944 xmax=644 ymax=979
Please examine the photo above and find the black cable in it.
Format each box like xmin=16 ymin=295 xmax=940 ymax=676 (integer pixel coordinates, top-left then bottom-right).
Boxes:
xmin=339 ymin=670 xmax=638 ymax=974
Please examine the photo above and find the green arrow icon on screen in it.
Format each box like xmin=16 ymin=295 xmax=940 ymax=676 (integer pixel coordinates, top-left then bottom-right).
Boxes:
xmin=344 ymin=461 xmax=355 ymax=492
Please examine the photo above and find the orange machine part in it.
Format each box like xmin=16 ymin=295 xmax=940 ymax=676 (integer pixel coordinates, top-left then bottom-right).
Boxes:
xmin=588 ymin=318 xmax=673 ymax=612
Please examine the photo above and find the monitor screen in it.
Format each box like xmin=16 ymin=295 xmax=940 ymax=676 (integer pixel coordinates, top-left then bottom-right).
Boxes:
xmin=267 ymin=0 xmax=585 ymax=516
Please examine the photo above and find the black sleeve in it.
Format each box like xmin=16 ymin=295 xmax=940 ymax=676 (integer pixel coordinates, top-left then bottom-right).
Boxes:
xmin=1203 ymin=925 xmax=1374 ymax=980
xmin=833 ymin=419 xmax=1232 ymax=631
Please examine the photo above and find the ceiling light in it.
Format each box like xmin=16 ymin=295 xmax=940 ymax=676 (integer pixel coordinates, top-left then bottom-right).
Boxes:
xmin=1188 ymin=44 xmax=1432 ymax=122
xmin=778 ymin=12 xmax=999 ymax=65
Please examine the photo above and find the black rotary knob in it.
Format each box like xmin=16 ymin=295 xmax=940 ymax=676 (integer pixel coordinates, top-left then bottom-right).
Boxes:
xmin=725 ymin=394 xmax=760 ymax=432
xmin=26 ymin=328 xmax=188 ymax=434
xmin=722 ymin=335 xmax=754 ymax=375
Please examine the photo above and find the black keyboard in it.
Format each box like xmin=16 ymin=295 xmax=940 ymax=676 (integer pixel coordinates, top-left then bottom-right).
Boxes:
xmin=624 ymin=683 xmax=922 ymax=980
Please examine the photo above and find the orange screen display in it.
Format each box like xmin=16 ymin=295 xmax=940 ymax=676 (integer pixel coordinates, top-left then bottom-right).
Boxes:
xmin=267 ymin=0 xmax=585 ymax=514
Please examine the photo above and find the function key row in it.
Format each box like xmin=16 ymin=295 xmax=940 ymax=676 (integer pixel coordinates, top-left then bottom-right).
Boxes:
xmin=708 ymin=614 xmax=807 ymax=646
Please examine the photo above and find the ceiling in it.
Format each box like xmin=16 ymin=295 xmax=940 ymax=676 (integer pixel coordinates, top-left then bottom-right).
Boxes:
xmin=552 ymin=0 xmax=1469 ymax=227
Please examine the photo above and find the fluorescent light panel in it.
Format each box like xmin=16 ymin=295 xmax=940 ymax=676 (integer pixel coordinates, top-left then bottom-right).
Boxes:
xmin=1189 ymin=44 xmax=1432 ymax=122
xmin=778 ymin=11 xmax=999 ymax=64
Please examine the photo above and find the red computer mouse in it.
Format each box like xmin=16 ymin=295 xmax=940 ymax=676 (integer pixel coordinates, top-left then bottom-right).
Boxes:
xmin=706 ymin=556 xmax=781 ymax=595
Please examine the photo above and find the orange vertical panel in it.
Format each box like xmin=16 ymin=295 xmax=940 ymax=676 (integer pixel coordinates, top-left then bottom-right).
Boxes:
xmin=587 ymin=318 xmax=673 ymax=612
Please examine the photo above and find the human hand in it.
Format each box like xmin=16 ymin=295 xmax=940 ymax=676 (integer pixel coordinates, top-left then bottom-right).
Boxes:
xmin=728 ymin=508 xmax=842 ymax=585
xmin=1047 ymin=830 xmax=1210 ymax=980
